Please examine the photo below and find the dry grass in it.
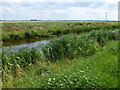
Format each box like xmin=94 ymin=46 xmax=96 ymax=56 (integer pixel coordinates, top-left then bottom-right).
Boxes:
xmin=0 ymin=20 xmax=97 ymax=23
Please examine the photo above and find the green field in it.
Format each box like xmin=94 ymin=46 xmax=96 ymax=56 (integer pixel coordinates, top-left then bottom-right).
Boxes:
xmin=1 ymin=21 xmax=118 ymax=41
xmin=2 ymin=21 xmax=119 ymax=88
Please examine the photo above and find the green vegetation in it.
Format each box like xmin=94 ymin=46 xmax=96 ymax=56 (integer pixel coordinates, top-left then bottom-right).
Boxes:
xmin=2 ymin=28 xmax=119 ymax=88
xmin=3 ymin=41 xmax=119 ymax=88
xmin=1 ymin=21 xmax=118 ymax=41
xmin=42 ymin=30 xmax=118 ymax=60
xmin=41 ymin=41 xmax=118 ymax=88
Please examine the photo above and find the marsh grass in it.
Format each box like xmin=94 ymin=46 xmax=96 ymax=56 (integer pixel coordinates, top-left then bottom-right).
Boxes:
xmin=42 ymin=30 xmax=118 ymax=60
xmin=2 ymin=22 xmax=119 ymax=41
xmin=2 ymin=28 xmax=119 ymax=88
xmin=3 ymin=41 xmax=118 ymax=88
xmin=2 ymin=47 xmax=43 ymax=77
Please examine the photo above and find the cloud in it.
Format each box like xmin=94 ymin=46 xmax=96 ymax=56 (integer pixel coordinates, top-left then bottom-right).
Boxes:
xmin=1 ymin=0 xmax=118 ymax=20
xmin=2 ymin=0 xmax=119 ymax=2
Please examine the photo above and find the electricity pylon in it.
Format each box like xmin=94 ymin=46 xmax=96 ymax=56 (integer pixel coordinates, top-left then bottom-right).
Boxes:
xmin=105 ymin=12 xmax=108 ymax=22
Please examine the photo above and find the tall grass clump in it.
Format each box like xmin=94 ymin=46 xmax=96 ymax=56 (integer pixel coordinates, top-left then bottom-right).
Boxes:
xmin=42 ymin=30 xmax=118 ymax=60
xmin=42 ymin=35 xmax=98 ymax=60
xmin=88 ymin=30 xmax=118 ymax=46
xmin=2 ymin=47 xmax=42 ymax=76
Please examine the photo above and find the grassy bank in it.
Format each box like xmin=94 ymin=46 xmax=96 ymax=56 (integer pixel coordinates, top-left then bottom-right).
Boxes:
xmin=1 ymin=21 xmax=119 ymax=41
xmin=3 ymin=41 xmax=119 ymax=88
xmin=2 ymin=29 xmax=119 ymax=88
xmin=42 ymin=29 xmax=118 ymax=60
xmin=40 ymin=41 xmax=118 ymax=88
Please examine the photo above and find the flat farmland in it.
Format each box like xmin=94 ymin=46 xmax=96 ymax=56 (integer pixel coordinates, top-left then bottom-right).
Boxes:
xmin=0 ymin=20 xmax=96 ymax=23
xmin=1 ymin=21 xmax=118 ymax=41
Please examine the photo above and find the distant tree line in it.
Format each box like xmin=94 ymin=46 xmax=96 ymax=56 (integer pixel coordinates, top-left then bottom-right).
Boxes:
xmin=30 ymin=19 xmax=37 ymax=21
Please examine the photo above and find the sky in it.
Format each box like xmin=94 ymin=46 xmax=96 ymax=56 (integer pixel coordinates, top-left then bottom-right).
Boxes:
xmin=0 ymin=0 xmax=119 ymax=20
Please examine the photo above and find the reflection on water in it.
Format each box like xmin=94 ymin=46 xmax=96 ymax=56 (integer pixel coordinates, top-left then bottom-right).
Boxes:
xmin=2 ymin=37 xmax=54 ymax=52
xmin=3 ymin=37 xmax=52 ymax=46
xmin=3 ymin=40 xmax=50 ymax=52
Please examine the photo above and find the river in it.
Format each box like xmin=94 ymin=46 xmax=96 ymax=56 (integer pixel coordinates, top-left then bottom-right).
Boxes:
xmin=2 ymin=37 xmax=53 ymax=52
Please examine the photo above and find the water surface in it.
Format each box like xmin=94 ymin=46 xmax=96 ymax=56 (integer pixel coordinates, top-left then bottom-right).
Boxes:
xmin=2 ymin=37 xmax=53 ymax=52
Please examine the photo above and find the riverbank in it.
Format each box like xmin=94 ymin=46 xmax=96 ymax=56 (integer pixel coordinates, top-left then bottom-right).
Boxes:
xmin=2 ymin=29 xmax=119 ymax=88
xmin=3 ymin=41 xmax=118 ymax=88
xmin=1 ymin=21 xmax=118 ymax=41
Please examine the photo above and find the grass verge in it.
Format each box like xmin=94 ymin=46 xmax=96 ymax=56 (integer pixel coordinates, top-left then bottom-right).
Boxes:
xmin=2 ymin=41 xmax=119 ymax=88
